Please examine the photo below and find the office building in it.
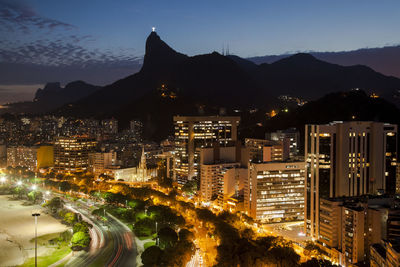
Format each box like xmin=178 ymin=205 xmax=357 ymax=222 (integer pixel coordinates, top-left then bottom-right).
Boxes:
xmin=54 ymin=136 xmax=97 ymax=173
xmin=0 ymin=143 xmax=7 ymax=167
xmin=200 ymin=162 xmax=241 ymax=203
xmin=89 ymin=150 xmax=117 ymax=177
xmin=199 ymin=144 xmax=247 ymax=207
xmin=371 ymin=240 xmax=400 ymax=267
xmin=245 ymin=138 xmax=289 ymax=163
xmin=319 ymin=196 xmax=395 ymax=266
xmin=396 ymin=163 xmax=400 ymax=194
xmin=267 ymin=128 xmax=300 ymax=157
xmin=173 ymin=116 xmax=240 ymax=182
xmin=305 ymin=121 xmax=397 ymax=239
xmin=245 ymin=161 xmax=306 ymax=222
xmin=7 ymin=145 xmax=53 ymax=171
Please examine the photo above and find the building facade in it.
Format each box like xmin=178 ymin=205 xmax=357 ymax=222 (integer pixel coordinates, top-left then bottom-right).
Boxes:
xmin=267 ymin=128 xmax=300 ymax=158
xmin=245 ymin=161 xmax=306 ymax=223
xmin=89 ymin=150 xmax=117 ymax=177
xmin=173 ymin=116 xmax=240 ymax=182
xmin=54 ymin=136 xmax=97 ymax=173
xmin=305 ymin=121 xmax=397 ymax=239
xmin=245 ymin=138 xmax=289 ymax=163
xmin=7 ymin=145 xmax=53 ymax=171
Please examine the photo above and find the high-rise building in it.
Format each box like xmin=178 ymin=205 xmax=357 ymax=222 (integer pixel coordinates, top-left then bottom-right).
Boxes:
xmin=7 ymin=146 xmax=37 ymax=171
xmin=305 ymin=121 xmax=397 ymax=239
xmin=396 ymin=163 xmax=400 ymax=194
xmin=245 ymin=138 xmax=289 ymax=163
xmin=6 ymin=145 xmax=53 ymax=171
xmin=245 ymin=161 xmax=306 ymax=223
xmin=319 ymin=196 xmax=395 ymax=266
xmin=267 ymin=128 xmax=300 ymax=158
xmin=54 ymin=136 xmax=97 ymax=173
xmin=173 ymin=116 xmax=240 ymax=182
xmin=199 ymin=144 xmax=247 ymax=207
xmin=371 ymin=240 xmax=400 ymax=267
xmin=89 ymin=150 xmax=117 ymax=177
xmin=0 ymin=143 xmax=7 ymax=167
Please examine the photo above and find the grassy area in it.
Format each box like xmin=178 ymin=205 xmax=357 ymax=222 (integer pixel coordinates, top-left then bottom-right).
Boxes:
xmin=144 ymin=241 xmax=156 ymax=249
xmin=18 ymin=246 xmax=71 ymax=267
xmin=137 ymin=235 xmax=152 ymax=240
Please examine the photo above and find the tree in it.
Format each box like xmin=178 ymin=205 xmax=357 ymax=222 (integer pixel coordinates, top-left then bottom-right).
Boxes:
xmin=269 ymin=246 xmax=300 ymax=267
xmin=181 ymin=180 xmax=197 ymax=195
xmin=133 ymin=218 xmax=155 ymax=237
xmin=44 ymin=197 xmax=64 ymax=214
xmin=12 ymin=186 xmax=27 ymax=199
xmin=158 ymin=227 xmax=178 ymax=249
xmin=300 ymin=258 xmax=338 ymax=267
xmin=141 ymin=246 xmax=164 ymax=266
xmin=63 ymin=212 xmax=78 ymax=225
xmin=71 ymin=231 xmax=91 ymax=251
xmin=27 ymin=190 xmax=43 ymax=203
xmin=304 ymin=241 xmax=325 ymax=258
xmin=73 ymin=221 xmax=92 ymax=233
xmin=178 ymin=229 xmax=194 ymax=242
xmin=59 ymin=181 xmax=71 ymax=192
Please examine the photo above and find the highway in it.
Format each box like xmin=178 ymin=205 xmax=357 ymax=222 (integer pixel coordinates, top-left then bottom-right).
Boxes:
xmin=61 ymin=199 xmax=137 ymax=267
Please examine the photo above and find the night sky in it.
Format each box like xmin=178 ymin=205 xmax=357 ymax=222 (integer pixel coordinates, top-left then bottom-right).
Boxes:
xmin=1 ymin=0 xmax=400 ymax=103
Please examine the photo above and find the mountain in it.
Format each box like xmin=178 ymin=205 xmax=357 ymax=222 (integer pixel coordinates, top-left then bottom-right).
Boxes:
xmin=55 ymin=32 xmax=400 ymax=139
xmin=34 ymin=81 xmax=100 ymax=105
xmin=58 ymin=32 xmax=263 ymax=118
xmin=1 ymin=81 xmax=100 ymax=114
xmin=253 ymin=53 xmax=400 ymax=100
xmin=248 ymin=45 xmax=400 ymax=78
xmin=3 ymin=31 xmax=398 ymax=140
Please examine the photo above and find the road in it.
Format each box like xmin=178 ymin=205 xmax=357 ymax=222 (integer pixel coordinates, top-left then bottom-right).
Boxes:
xmin=61 ymin=199 xmax=137 ymax=267
xmin=186 ymin=248 xmax=203 ymax=267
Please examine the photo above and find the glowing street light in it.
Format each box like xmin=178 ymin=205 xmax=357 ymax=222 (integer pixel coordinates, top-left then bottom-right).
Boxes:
xmin=31 ymin=185 xmax=37 ymax=191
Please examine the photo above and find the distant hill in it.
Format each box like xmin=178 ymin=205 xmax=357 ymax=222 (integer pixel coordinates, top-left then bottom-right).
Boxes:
xmin=3 ymin=81 xmax=100 ymax=114
xmin=261 ymin=90 xmax=400 ymax=152
xmin=248 ymin=45 xmax=400 ymax=78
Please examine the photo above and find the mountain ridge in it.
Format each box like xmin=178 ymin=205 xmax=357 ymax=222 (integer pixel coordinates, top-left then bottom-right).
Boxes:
xmin=248 ymin=45 xmax=400 ymax=78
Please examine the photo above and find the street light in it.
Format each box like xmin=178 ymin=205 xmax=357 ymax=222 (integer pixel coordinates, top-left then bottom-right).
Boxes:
xmin=32 ymin=211 xmax=41 ymax=267
xmin=155 ymin=221 xmax=158 ymax=246
xmin=31 ymin=185 xmax=37 ymax=190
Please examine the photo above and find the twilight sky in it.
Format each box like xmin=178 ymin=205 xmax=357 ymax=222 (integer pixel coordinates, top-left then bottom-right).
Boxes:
xmin=1 ymin=0 xmax=400 ymax=103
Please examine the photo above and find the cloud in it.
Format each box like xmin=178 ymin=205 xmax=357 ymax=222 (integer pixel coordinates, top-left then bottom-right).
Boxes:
xmin=0 ymin=0 xmax=75 ymax=33
xmin=0 ymin=0 xmax=144 ymax=92
xmin=0 ymin=36 xmax=142 ymax=67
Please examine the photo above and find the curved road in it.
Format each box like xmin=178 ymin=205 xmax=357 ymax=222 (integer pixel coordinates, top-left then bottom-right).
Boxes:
xmin=63 ymin=200 xmax=137 ymax=267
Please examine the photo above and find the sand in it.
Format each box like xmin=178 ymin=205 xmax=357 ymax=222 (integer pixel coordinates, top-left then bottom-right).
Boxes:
xmin=0 ymin=195 xmax=68 ymax=267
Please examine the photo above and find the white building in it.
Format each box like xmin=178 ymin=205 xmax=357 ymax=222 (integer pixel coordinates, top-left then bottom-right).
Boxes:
xmin=245 ymin=161 xmax=306 ymax=222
